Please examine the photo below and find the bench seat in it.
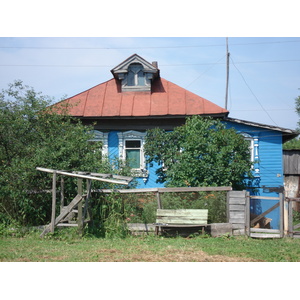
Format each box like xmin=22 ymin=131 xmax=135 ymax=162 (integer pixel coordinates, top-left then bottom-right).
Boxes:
xmin=155 ymin=209 xmax=208 ymax=236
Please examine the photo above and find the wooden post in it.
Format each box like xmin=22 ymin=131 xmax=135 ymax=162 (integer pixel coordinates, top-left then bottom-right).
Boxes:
xmin=60 ymin=177 xmax=64 ymax=213
xmin=288 ymin=199 xmax=293 ymax=238
xmin=279 ymin=193 xmax=284 ymax=238
xmin=77 ymin=178 xmax=83 ymax=235
xmin=50 ymin=171 xmax=57 ymax=233
xmin=245 ymin=191 xmax=250 ymax=237
xmin=283 ymin=192 xmax=288 ymax=236
xmin=156 ymin=191 xmax=162 ymax=209
xmin=83 ymin=179 xmax=92 ymax=221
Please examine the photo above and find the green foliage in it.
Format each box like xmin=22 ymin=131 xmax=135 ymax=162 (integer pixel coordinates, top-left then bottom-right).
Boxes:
xmin=0 ymin=80 xmax=133 ymax=227
xmin=283 ymin=137 xmax=300 ymax=150
xmin=160 ymin=192 xmax=227 ymax=223
xmin=144 ymin=115 xmax=253 ymax=189
xmin=283 ymin=94 xmax=300 ymax=149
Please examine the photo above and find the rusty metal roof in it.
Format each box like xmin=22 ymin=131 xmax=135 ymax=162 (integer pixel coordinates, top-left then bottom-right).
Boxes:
xmin=52 ymin=77 xmax=229 ymax=118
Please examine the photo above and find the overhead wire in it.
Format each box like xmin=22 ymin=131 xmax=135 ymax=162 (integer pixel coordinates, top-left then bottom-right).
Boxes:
xmin=1 ymin=39 xmax=300 ymax=50
xmin=229 ymin=56 xmax=279 ymax=127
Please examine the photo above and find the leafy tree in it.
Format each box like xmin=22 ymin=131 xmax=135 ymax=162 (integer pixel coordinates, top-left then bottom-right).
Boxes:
xmin=0 ymin=81 xmax=132 ymax=226
xmin=144 ymin=115 xmax=253 ymax=189
xmin=283 ymin=94 xmax=300 ymax=150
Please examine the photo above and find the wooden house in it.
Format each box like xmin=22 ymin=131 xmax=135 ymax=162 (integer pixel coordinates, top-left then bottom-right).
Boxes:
xmin=51 ymin=54 xmax=297 ymax=228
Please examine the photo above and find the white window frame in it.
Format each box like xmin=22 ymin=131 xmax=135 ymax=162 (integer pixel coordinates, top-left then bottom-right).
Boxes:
xmin=117 ymin=130 xmax=148 ymax=178
xmin=241 ymin=132 xmax=260 ymax=175
xmin=89 ymin=130 xmax=109 ymax=157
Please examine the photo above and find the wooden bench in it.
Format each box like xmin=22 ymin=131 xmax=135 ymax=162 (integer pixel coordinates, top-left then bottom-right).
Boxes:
xmin=155 ymin=209 xmax=208 ymax=236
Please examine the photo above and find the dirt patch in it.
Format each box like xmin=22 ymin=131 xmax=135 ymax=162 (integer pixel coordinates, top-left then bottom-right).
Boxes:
xmin=96 ymin=249 xmax=261 ymax=262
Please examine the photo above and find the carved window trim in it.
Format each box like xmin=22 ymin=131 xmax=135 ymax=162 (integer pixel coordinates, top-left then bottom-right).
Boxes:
xmin=117 ymin=130 xmax=149 ymax=178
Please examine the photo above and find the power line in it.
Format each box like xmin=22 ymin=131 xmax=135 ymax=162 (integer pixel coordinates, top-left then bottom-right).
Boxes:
xmin=1 ymin=39 xmax=300 ymax=50
xmin=230 ymin=56 xmax=279 ymax=127
xmin=1 ymin=58 xmax=300 ymax=68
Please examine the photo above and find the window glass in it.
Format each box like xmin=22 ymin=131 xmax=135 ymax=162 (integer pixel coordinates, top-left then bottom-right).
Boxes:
xmin=127 ymin=70 xmax=135 ymax=86
xmin=137 ymin=70 xmax=144 ymax=86
xmin=127 ymin=63 xmax=144 ymax=86
xmin=126 ymin=149 xmax=140 ymax=168
xmin=125 ymin=140 xmax=141 ymax=168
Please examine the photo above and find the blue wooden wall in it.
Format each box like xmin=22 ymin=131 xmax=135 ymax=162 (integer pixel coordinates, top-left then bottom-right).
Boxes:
xmin=106 ymin=122 xmax=284 ymax=228
xmin=224 ymin=120 xmax=283 ymax=228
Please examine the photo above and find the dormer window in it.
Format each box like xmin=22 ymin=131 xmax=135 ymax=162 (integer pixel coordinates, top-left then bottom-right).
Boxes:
xmin=127 ymin=63 xmax=145 ymax=86
xmin=111 ymin=54 xmax=159 ymax=92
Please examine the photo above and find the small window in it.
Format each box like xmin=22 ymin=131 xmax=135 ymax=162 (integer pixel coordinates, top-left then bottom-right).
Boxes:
xmin=127 ymin=63 xmax=145 ymax=86
xmin=241 ymin=133 xmax=254 ymax=162
xmin=125 ymin=140 xmax=141 ymax=169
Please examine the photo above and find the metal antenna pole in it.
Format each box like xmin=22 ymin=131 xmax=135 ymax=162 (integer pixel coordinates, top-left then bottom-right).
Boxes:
xmin=225 ymin=37 xmax=230 ymax=110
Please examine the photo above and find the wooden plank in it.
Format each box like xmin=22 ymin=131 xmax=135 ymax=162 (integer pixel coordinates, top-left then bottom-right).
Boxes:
xmin=250 ymin=228 xmax=280 ymax=233
xmin=98 ymin=186 xmax=231 ymax=194
xmin=36 ymin=167 xmax=130 ymax=185
xmin=229 ymin=204 xmax=246 ymax=211
xmin=157 ymin=209 xmax=208 ymax=217
xmin=228 ymin=198 xmax=246 ymax=205
xmin=294 ymin=223 xmax=300 ymax=230
xmin=228 ymin=191 xmax=246 ymax=198
xmin=159 ymin=186 xmax=232 ymax=193
xmin=250 ymin=202 xmax=280 ymax=226
xmin=250 ymin=196 xmax=280 ymax=200
xmin=56 ymin=223 xmax=78 ymax=227
xmin=156 ymin=217 xmax=207 ymax=225
xmin=231 ymin=223 xmax=245 ymax=229
xmin=40 ymin=194 xmax=83 ymax=237
xmin=250 ymin=233 xmax=281 ymax=238
xmin=229 ymin=212 xmax=245 ymax=218
xmin=229 ymin=218 xmax=245 ymax=224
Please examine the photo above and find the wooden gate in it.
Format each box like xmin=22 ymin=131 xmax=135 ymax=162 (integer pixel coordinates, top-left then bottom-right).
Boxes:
xmin=286 ymin=197 xmax=300 ymax=238
xmin=247 ymin=193 xmax=284 ymax=238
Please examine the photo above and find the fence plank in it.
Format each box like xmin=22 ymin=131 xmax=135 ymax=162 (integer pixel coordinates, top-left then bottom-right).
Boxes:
xmin=250 ymin=202 xmax=280 ymax=226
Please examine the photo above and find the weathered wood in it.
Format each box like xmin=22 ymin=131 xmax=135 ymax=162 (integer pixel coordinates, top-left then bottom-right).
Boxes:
xmin=250 ymin=202 xmax=280 ymax=226
xmin=245 ymin=192 xmax=250 ymax=236
xmin=56 ymin=223 xmax=78 ymax=227
xmin=36 ymin=167 xmax=130 ymax=185
xmin=40 ymin=194 xmax=83 ymax=237
xmin=228 ymin=190 xmax=246 ymax=198
xmin=229 ymin=218 xmax=245 ymax=224
xmin=250 ymin=196 xmax=280 ymax=200
xmin=228 ymin=198 xmax=246 ymax=205
xmin=250 ymin=228 xmax=280 ymax=233
xmin=60 ymin=177 xmax=64 ymax=213
xmin=229 ymin=211 xmax=245 ymax=218
xmin=98 ymin=186 xmax=232 ymax=194
xmin=156 ymin=191 xmax=162 ymax=209
xmin=250 ymin=233 xmax=281 ymax=238
xmin=50 ymin=171 xmax=57 ymax=233
xmin=77 ymin=178 xmax=83 ymax=235
xmin=156 ymin=209 xmax=208 ymax=225
xmin=279 ymin=193 xmax=284 ymax=238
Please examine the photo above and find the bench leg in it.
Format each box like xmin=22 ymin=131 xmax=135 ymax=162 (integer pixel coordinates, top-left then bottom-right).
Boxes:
xmin=155 ymin=226 xmax=159 ymax=235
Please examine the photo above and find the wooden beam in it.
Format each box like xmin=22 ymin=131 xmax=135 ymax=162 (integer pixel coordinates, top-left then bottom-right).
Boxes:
xmin=36 ymin=167 xmax=130 ymax=185
xmin=97 ymin=186 xmax=232 ymax=194
xmin=250 ymin=202 xmax=280 ymax=226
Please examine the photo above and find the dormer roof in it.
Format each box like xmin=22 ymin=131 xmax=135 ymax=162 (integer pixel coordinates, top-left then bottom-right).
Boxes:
xmin=111 ymin=54 xmax=159 ymax=92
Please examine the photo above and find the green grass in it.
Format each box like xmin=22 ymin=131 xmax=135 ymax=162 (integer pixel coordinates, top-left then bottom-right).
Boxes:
xmin=1 ymin=230 xmax=300 ymax=262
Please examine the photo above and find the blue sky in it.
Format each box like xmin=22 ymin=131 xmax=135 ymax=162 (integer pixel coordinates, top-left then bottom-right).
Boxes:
xmin=1 ymin=1 xmax=300 ymax=132
xmin=1 ymin=36 xmax=299 ymax=130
